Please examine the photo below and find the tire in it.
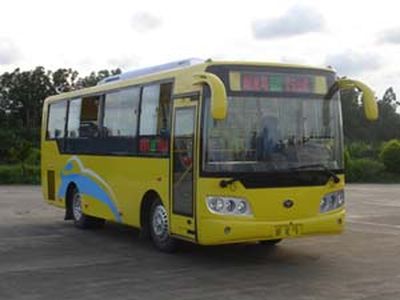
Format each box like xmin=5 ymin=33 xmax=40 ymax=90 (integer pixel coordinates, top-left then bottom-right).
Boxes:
xmin=259 ymin=239 xmax=282 ymax=246
xmin=70 ymin=186 xmax=105 ymax=229
xmin=149 ymin=200 xmax=178 ymax=253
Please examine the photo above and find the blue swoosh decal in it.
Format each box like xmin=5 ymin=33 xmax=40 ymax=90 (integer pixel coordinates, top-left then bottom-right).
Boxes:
xmin=58 ymin=160 xmax=121 ymax=223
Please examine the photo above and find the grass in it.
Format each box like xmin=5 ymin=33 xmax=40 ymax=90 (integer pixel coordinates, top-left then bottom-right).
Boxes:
xmin=0 ymin=164 xmax=40 ymax=184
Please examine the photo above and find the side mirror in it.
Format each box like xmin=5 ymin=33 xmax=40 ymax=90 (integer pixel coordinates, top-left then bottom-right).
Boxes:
xmin=337 ymin=78 xmax=378 ymax=121
xmin=193 ymin=72 xmax=227 ymax=120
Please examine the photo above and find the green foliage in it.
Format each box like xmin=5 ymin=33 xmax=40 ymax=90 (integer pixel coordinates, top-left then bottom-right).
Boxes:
xmin=0 ymin=129 xmax=18 ymax=163
xmin=25 ymin=148 xmax=40 ymax=165
xmin=0 ymin=67 xmax=55 ymax=129
xmin=346 ymin=159 xmax=386 ymax=182
xmin=8 ymin=140 xmax=32 ymax=164
xmin=342 ymin=86 xmax=400 ymax=143
xmin=52 ymin=68 xmax=79 ymax=93
xmin=76 ymin=69 xmax=122 ymax=88
xmin=344 ymin=148 xmax=351 ymax=168
xmin=346 ymin=142 xmax=381 ymax=160
xmin=5 ymin=140 xmax=40 ymax=178
xmin=0 ymin=164 xmax=40 ymax=184
xmin=379 ymin=139 xmax=400 ymax=173
xmin=0 ymin=66 xmax=121 ymax=168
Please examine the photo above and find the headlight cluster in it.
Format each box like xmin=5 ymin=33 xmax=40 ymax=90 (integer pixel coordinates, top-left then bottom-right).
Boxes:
xmin=206 ymin=196 xmax=252 ymax=216
xmin=320 ymin=190 xmax=345 ymax=213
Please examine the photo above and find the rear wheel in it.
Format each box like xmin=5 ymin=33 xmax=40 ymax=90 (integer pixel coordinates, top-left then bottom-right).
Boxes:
xmin=70 ymin=187 xmax=105 ymax=229
xmin=259 ymin=239 xmax=282 ymax=246
xmin=149 ymin=200 xmax=178 ymax=252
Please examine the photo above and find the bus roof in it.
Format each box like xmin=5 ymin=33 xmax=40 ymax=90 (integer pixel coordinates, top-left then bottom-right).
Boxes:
xmin=44 ymin=59 xmax=335 ymax=104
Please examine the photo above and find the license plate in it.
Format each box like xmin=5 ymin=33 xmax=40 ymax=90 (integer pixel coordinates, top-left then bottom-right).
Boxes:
xmin=274 ymin=223 xmax=302 ymax=237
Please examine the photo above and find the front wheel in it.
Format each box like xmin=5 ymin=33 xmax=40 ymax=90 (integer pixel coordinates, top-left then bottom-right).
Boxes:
xmin=149 ymin=200 xmax=178 ymax=252
xmin=71 ymin=187 xmax=105 ymax=229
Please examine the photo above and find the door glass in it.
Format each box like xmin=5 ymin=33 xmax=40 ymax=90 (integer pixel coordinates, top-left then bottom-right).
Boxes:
xmin=173 ymin=107 xmax=196 ymax=216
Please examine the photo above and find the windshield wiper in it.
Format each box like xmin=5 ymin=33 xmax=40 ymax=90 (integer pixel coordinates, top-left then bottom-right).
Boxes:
xmin=219 ymin=173 xmax=268 ymax=188
xmin=220 ymin=164 xmax=340 ymax=187
xmin=220 ymin=176 xmax=244 ymax=188
xmin=289 ymin=164 xmax=340 ymax=183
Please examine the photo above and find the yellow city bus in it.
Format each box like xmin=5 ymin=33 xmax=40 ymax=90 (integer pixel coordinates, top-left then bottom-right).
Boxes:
xmin=41 ymin=59 xmax=378 ymax=252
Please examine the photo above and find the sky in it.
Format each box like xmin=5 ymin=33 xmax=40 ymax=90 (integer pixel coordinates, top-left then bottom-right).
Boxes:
xmin=0 ymin=0 xmax=399 ymax=97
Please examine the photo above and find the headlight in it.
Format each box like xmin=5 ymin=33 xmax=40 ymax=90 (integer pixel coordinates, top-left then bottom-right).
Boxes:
xmin=320 ymin=190 xmax=345 ymax=213
xmin=208 ymin=197 xmax=224 ymax=212
xmin=206 ymin=196 xmax=252 ymax=216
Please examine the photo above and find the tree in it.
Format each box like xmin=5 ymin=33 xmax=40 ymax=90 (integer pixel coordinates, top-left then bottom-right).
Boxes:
xmin=0 ymin=67 xmax=56 ymax=129
xmin=382 ymin=87 xmax=398 ymax=106
xmin=341 ymin=88 xmax=365 ymax=142
xmin=341 ymin=87 xmax=400 ymax=143
xmin=52 ymin=68 xmax=79 ymax=93
xmin=76 ymin=68 xmax=121 ymax=88
xmin=8 ymin=140 xmax=33 ymax=176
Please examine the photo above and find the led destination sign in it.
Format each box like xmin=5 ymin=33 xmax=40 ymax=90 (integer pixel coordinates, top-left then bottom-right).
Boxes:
xmin=229 ymin=71 xmax=329 ymax=95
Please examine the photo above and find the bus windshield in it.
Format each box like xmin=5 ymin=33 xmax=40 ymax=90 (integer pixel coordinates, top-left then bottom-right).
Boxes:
xmin=202 ymin=94 xmax=343 ymax=173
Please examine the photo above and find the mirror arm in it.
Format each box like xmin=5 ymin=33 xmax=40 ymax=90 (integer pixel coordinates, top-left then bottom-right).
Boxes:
xmin=336 ymin=78 xmax=378 ymax=121
xmin=193 ymin=72 xmax=227 ymax=120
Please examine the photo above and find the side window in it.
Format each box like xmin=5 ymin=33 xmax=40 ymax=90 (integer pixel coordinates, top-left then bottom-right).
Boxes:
xmin=66 ymin=98 xmax=81 ymax=138
xmin=139 ymin=85 xmax=160 ymax=135
xmin=139 ymin=83 xmax=172 ymax=155
xmin=79 ymin=96 xmax=101 ymax=138
xmin=159 ymin=83 xmax=172 ymax=135
xmin=47 ymin=101 xmax=67 ymax=139
xmin=64 ymin=96 xmax=102 ymax=154
xmin=104 ymin=87 xmax=140 ymax=137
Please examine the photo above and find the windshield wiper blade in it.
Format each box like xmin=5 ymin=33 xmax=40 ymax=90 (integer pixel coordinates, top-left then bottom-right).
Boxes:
xmin=289 ymin=164 xmax=340 ymax=183
xmin=220 ymin=177 xmax=239 ymax=188
xmin=219 ymin=173 xmax=266 ymax=188
xmin=220 ymin=164 xmax=340 ymax=187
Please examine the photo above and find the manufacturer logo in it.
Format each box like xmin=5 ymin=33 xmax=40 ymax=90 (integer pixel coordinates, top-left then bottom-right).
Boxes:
xmin=283 ymin=199 xmax=294 ymax=209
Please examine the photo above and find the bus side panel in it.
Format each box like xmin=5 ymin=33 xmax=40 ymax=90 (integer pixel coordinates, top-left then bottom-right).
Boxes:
xmin=42 ymin=151 xmax=169 ymax=227
xmin=65 ymin=155 xmax=169 ymax=227
xmin=41 ymin=141 xmax=69 ymax=209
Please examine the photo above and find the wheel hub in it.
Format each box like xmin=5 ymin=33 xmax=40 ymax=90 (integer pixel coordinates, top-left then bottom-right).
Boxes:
xmin=72 ymin=193 xmax=83 ymax=221
xmin=152 ymin=205 xmax=168 ymax=238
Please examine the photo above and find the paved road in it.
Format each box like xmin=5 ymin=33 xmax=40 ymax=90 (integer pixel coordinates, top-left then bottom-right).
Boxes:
xmin=0 ymin=185 xmax=399 ymax=300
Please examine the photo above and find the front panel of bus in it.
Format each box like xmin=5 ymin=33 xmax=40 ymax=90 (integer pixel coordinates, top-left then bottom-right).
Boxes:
xmin=196 ymin=65 xmax=345 ymax=245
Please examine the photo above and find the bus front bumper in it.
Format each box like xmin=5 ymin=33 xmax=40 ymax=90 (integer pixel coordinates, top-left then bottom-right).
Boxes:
xmin=197 ymin=209 xmax=345 ymax=245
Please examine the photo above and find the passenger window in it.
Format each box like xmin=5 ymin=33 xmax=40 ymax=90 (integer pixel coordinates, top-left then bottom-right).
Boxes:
xmin=140 ymin=85 xmax=160 ymax=135
xmin=104 ymin=88 xmax=140 ymax=137
xmin=79 ymin=96 xmax=101 ymax=138
xmin=159 ymin=83 xmax=172 ymax=135
xmin=66 ymin=98 xmax=81 ymax=138
xmin=47 ymin=101 xmax=67 ymax=139
xmin=138 ymin=83 xmax=172 ymax=155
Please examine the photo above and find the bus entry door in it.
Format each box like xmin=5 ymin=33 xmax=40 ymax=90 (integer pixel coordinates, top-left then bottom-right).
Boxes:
xmin=170 ymin=98 xmax=198 ymax=241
